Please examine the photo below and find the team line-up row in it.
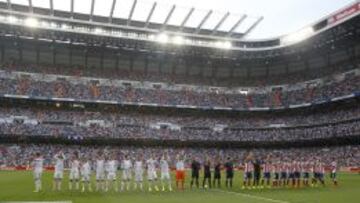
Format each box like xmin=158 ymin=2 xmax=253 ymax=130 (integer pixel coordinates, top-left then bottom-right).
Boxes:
xmin=30 ymin=152 xmax=339 ymax=193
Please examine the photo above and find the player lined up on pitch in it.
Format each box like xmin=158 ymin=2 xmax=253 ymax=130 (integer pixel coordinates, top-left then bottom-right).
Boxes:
xmin=31 ymin=151 xmax=339 ymax=193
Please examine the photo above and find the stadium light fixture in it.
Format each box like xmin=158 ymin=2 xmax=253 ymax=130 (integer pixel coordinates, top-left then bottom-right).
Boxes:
xmin=215 ymin=41 xmax=232 ymax=49
xmin=282 ymin=27 xmax=314 ymax=45
xmin=61 ymin=23 xmax=70 ymax=30
xmin=50 ymin=22 xmax=58 ymax=28
xmin=156 ymin=33 xmax=169 ymax=44
xmin=94 ymin=27 xmax=103 ymax=34
xmin=239 ymin=90 xmax=248 ymax=95
xmin=25 ymin=17 xmax=39 ymax=27
xmin=7 ymin=15 xmax=18 ymax=24
xmin=172 ymin=36 xmax=184 ymax=45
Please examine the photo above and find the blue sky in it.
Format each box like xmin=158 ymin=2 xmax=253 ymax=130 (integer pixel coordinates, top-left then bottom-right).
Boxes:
xmin=4 ymin=0 xmax=356 ymax=39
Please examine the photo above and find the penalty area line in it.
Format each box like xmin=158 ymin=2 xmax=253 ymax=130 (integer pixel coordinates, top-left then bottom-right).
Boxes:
xmin=212 ymin=189 xmax=290 ymax=203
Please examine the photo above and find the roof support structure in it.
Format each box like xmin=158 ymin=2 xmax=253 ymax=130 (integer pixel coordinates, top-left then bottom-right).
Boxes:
xmin=90 ymin=0 xmax=95 ymax=21
xmin=70 ymin=0 xmax=74 ymax=18
xmin=211 ymin=12 xmax=230 ymax=35
xmin=6 ymin=0 xmax=11 ymax=10
xmin=242 ymin=16 xmax=263 ymax=38
xmin=109 ymin=0 xmax=116 ymax=23
xmin=162 ymin=5 xmax=176 ymax=29
xmin=195 ymin=10 xmax=212 ymax=34
xmin=49 ymin=0 xmax=54 ymax=15
xmin=227 ymin=14 xmax=247 ymax=37
xmin=127 ymin=0 xmax=137 ymax=26
xmin=145 ymin=2 xmax=157 ymax=28
xmin=179 ymin=7 xmax=194 ymax=31
xmin=28 ymin=0 xmax=33 ymax=13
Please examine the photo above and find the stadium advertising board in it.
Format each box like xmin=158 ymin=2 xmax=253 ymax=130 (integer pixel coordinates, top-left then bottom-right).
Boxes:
xmin=328 ymin=2 xmax=360 ymax=25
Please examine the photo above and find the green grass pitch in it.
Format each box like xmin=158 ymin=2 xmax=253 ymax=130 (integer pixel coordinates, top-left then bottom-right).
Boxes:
xmin=0 ymin=171 xmax=359 ymax=203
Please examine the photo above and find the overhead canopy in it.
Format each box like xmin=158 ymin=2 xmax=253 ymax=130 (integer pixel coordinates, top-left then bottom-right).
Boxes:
xmin=2 ymin=0 xmax=263 ymax=38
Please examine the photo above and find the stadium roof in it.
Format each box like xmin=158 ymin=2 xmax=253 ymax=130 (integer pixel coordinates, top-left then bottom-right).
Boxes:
xmin=0 ymin=0 xmax=354 ymax=40
xmin=0 ymin=0 xmax=264 ymax=39
xmin=0 ymin=0 xmax=358 ymax=51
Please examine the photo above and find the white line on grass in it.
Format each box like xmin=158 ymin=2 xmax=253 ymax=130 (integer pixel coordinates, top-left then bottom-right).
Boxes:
xmin=212 ymin=189 xmax=290 ymax=203
xmin=1 ymin=201 xmax=72 ymax=203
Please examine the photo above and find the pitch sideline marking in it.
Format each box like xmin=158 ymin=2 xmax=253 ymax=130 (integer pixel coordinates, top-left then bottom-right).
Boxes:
xmin=212 ymin=189 xmax=290 ymax=203
xmin=1 ymin=201 xmax=72 ymax=203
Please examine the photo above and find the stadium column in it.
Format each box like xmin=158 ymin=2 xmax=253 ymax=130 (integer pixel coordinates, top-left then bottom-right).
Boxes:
xmin=171 ymin=56 xmax=176 ymax=75
xmin=211 ymin=60 xmax=218 ymax=78
xmin=36 ymin=43 xmax=40 ymax=65
xmin=246 ymin=65 xmax=250 ymax=78
xmin=17 ymin=38 xmax=23 ymax=62
xmin=0 ymin=44 xmax=4 ymax=62
xmin=347 ymin=45 xmax=356 ymax=65
xmin=145 ymin=55 xmax=149 ymax=75
xmin=300 ymin=52 xmax=309 ymax=78
xmin=115 ymin=52 xmax=120 ymax=70
xmin=69 ymin=43 xmax=73 ymax=66
xmin=130 ymin=56 xmax=134 ymax=72
xmin=84 ymin=49 xmax=88 ymax=68
xmin=100 ymin=48 xmax=104 ymax=70
xmin=285 ymin=60 xmax=289 ymax=75
xmin=52 ymin=43 xmax=56 ymax=66
xmin=265 ymin=60 xmax=269 ymax=78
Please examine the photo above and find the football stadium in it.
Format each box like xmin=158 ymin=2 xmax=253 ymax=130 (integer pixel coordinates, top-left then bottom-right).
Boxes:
xmin=0 ymin=0 xmax=360 ymax=202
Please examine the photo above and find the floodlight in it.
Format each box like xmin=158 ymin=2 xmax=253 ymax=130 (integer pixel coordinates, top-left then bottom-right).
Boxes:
xmin=215 ymin=41 xmax=232 ymax=49
xmin=222 ymin=41 xmax=232 ymax=49
xmin=25 ymin=18 xmax=38 ymax=27
xmin=50 ymin=22 xmax=58 ymax=28
xmin=239 ymin=90 xmax=248 ymax=95
xmin=94 ymin=27 xmax=103 ymax=34
xmin=172 ymin=36 xmax=184 ymax=45
xmin=7 ymin=15 xmax=18 ymax=24
xmin=61 ymin=24 xmax=70 ymax=30
xmin=156 ymin=33 xmax=169 ymax=44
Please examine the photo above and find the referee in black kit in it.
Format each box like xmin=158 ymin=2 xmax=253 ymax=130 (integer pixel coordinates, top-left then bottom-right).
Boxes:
xmin=225 ymin=157 xmax=234 ymax=188
xmin=190 ymin=157 xmax=201 ymax=189
xmin=253 ymin=158 xmax=262 ymax=188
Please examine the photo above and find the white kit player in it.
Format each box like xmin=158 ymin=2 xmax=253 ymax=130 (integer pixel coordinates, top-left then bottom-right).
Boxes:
xmin=134 ymin=155 xmax=144 ymax=190
xmin=95 ymin=153 xmax=106 ymax=191
xmin=106 ymin=154 xmax=118 ymax=192
xmin=69 ymin=153 xmax=80 ymax=190
xmin=160 ymin=154 xmax=172 ymax=191
xmin=32 ymin=152 xmax=44 ymax=192
xmin=330 ymin=159 xmax=338 ymax=186
xmin=53 ymin=151 xmax=65 ymax=191
xmin=146 ymin=154 xmax=159 ymax=192
xmin=81 ymin=157 xmax=92 ymax=192
xmin=121 ymin=154 xmax=132 ymax=191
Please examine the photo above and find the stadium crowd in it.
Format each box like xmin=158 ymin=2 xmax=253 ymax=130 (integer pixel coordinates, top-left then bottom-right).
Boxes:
xmin=0 ymin=104 xmax=360 ymax=141
xmin=0 ymin=65 xmax=359 ymax=109
xmin=1 ymin=144 xmax=359 ymax=168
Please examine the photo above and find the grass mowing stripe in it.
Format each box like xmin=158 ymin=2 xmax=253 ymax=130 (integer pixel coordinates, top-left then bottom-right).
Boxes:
xmin=212 ymin=189 xmax=290 ymax=203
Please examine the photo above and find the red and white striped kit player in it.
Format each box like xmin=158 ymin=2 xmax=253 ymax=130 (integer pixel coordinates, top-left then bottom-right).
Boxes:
xmin=304 ymin=162 xmax=312 ymax=174
xmin=319 ymin=162 xmax=325 ymax=175
xmin=280 ymin=163 xmax=287 ymax=173
xmin=263 ymin=162 xmax=272 ymax=174
xmin=243 ymin=161 xmax=254 ymax=188
xmin=277 ymin=163 xmax=282 ymax=174
xmin=244 ymin=162 xmax=254 ymax=174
